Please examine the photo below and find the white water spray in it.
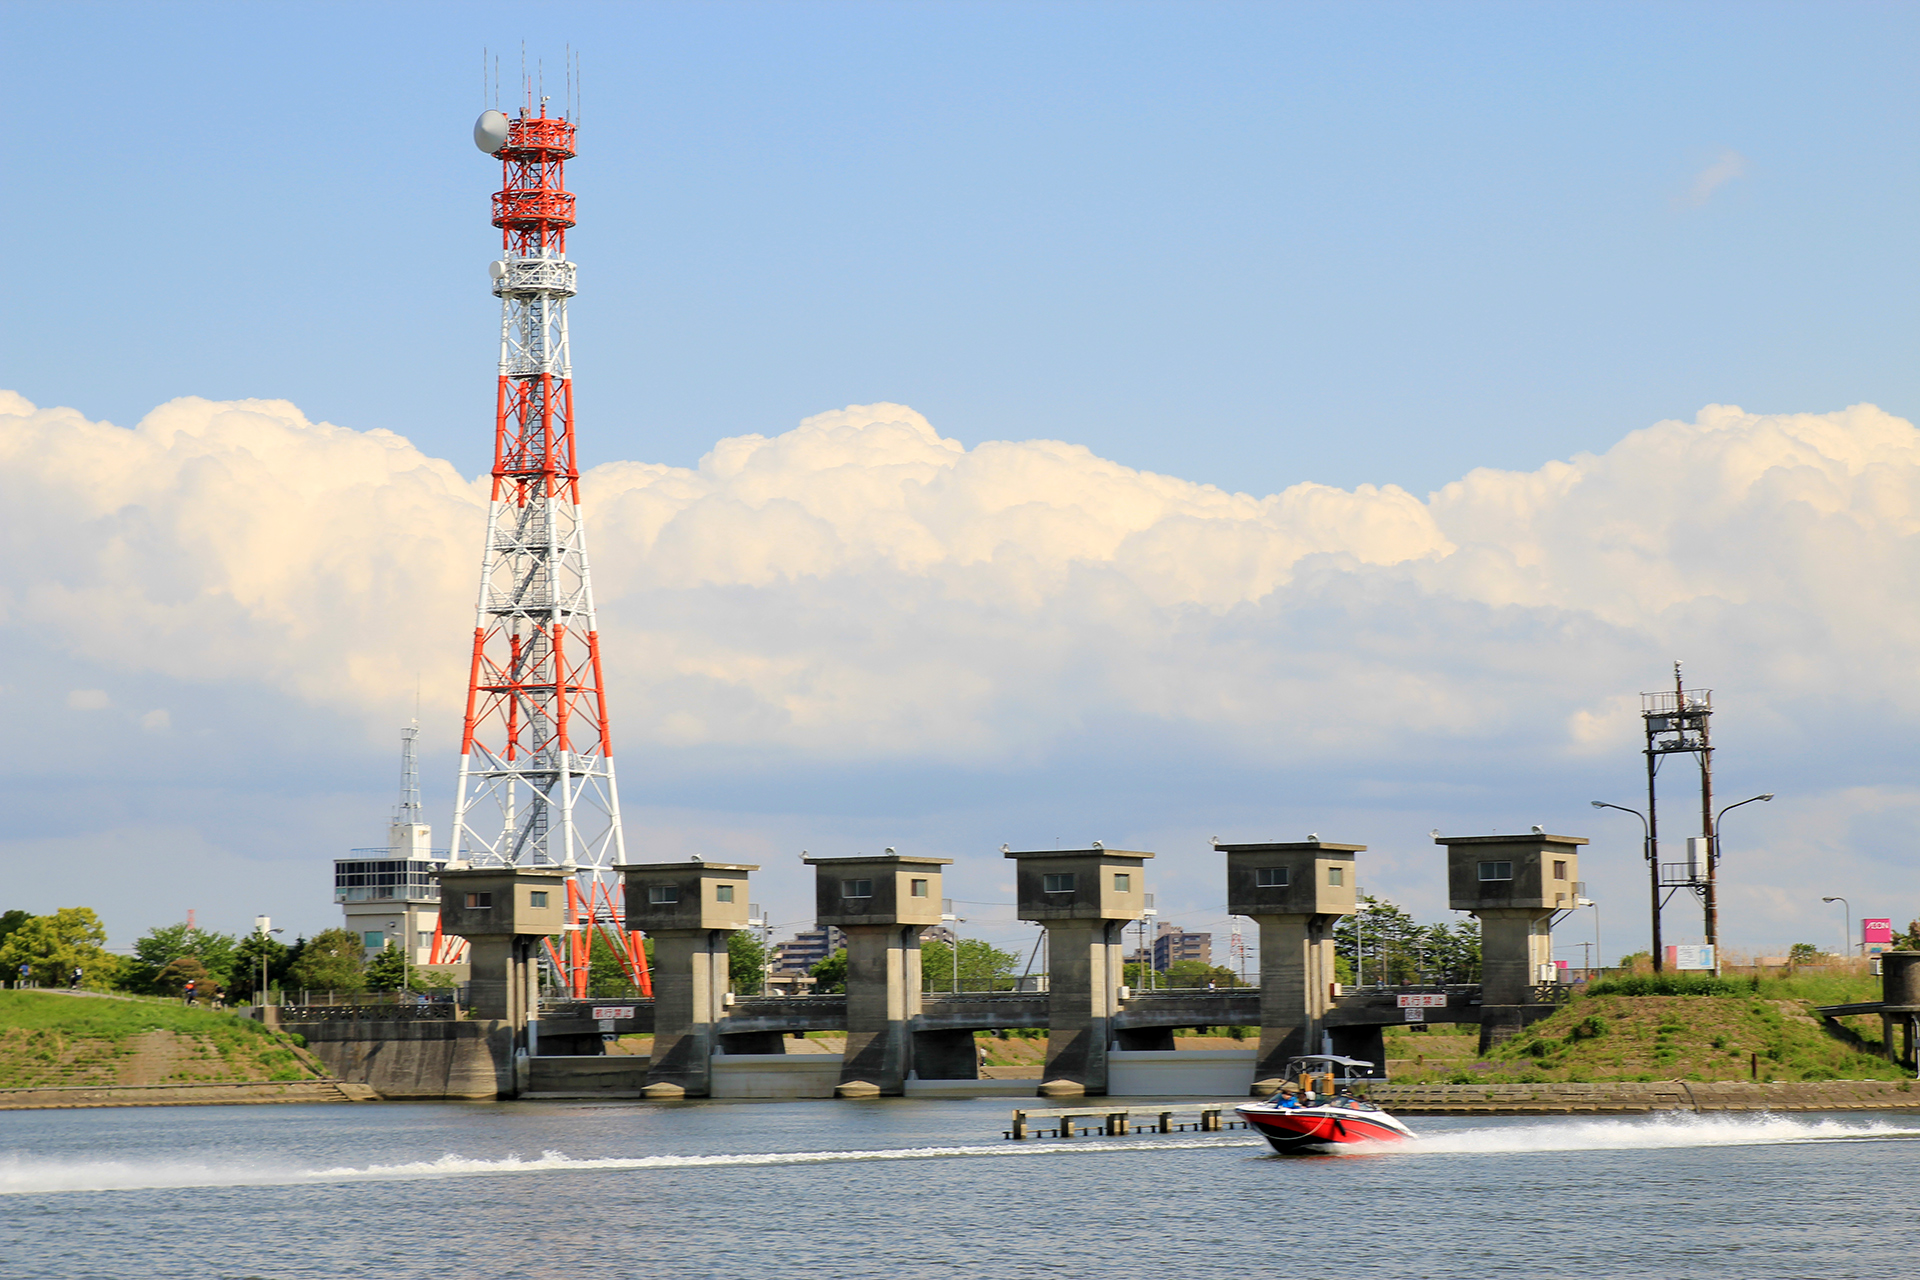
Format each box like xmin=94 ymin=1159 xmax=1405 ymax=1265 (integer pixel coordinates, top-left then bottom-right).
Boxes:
xmin=1341 ymin=1112 xmax=1920 ymax=1157
xmin=0 ymin=1136 xmax=1256 ymax=1196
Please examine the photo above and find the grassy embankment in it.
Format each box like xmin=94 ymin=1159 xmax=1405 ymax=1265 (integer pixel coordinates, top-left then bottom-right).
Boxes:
xmin=1383 ymin=971 xmax=1906 ymax=1084
xmin=0 ymin=991 xmax=326 ymax=1089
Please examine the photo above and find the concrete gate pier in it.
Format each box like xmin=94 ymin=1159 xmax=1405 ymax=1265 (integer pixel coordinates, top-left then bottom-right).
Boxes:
xmin=1879 ymin=951 xmax=1920 ymax=1070
xmin=436 ymin=867 xmax=569 ymax=1096
xmin=1218 ymin=840 xmax=1361 ymax=1097
xmin=622 ymin=860 xmax=758 ymax=1099
xmin=805 ymin=852 xmax=952 ymax=1097
xmin=1437 ymin=832 xmax=1585 ymax=1052
xmin=1005 ymin=846 xmax=1152 ymax=1097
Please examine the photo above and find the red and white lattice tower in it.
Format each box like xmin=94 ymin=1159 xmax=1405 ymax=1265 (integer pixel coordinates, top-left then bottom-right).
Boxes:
xmin=453 ymin=99 xmax=649 ymax=997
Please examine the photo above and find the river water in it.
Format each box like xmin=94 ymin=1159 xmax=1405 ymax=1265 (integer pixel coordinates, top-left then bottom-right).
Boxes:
xmin=3 ymin=1099 xmax=1915 ymax=1278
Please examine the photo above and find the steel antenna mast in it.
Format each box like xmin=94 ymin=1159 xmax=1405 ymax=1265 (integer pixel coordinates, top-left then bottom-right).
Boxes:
xmin=1642 ymin=662 xmax=1713 ymax=974
xmin=454 ymin=96 xmax=629 ymax=997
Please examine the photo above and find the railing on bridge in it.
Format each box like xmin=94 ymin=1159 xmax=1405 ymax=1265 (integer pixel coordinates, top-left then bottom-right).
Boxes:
xmin=280 ymin=1002 xmax=457 ymax=1022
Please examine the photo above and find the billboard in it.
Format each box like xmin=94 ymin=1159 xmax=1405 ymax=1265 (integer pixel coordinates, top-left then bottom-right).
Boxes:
xmin=1864 ymin=919 xmax=1894 ymax=946
xmin=1664 ymin=944 xmax=1715 ymax=971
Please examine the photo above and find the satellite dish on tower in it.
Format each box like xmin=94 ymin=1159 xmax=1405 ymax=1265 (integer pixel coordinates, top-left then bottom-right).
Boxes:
xmin=473 ymin=110 xmax=510 ymax=155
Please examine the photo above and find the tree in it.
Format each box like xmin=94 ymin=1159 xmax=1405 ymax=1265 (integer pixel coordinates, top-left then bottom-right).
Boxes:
xmin=920 ymin=938 xmax=1020 ymax=992
xmin=155 ymin=955 xmax=211 ymax=996
xmin=1894 ymin=921 xmax=1920 ymax=950
xmin=810 ymin=948 xmax=848 ymax=993
xmin=0 ymin=908 xmax=119 ymax=989
xmin=1425 ymin=919 xmax=1482 ymax=984
xmin=729 ymin=931 xmax=767 ymax=995
xmin=232 ymin=930 xmax=292 ymax=1001
xmin=1788 ymin=942 xmax=1824 ymax=965
xmin=1161 ymin=960 xmax=1242 ymax=989
xmin=364 ymin=943 xmax=414 ymax=993
xmin=587 ymin=930 xmax=651 ymax=998
xmin=1330 ymin=896 xmax=1480 ymax=985
xmin=123 ymin=922 xmax=241 ymax=994
xmin=286 ymin=928 xmax=367 ymax=994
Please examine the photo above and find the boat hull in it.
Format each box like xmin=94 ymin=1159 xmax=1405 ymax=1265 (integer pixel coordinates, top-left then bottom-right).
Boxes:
xmin=1236 ymin=1103 xmax=1415 ymax=1153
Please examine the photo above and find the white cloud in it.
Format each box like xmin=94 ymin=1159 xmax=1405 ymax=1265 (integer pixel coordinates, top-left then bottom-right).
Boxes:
xmin=66 ymin=689 xmax=111 ymax=710
xmin=8 ymin=389 xmax=1920 ymax=949
xmin=1679 ymin=149 xmax=1748 ymax=207
xmin=8 ymin=393 xmax=1920 ymax=768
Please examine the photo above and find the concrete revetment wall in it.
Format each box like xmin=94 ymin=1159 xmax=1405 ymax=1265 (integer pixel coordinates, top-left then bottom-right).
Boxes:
xmin=296 ymin=1019 xmax=515 ymax=1100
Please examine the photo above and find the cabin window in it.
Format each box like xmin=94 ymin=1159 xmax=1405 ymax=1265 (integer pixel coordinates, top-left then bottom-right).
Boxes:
xmin=1256 ymin=867 xmax=1289 ymax=888
xmin=1553 ymin=860 xmax=1567 ymax=881
xmin=715 ymin=884 xmax=735 ymax=903
xmin=841 ymin=879 xmax=873 ymax=898
xmin=465 ymin=892 xmax=492 ymax=909
xmin=529 ymin=891 xmax=548 ymax=908
xmin=1043 ymin=873 xmax=1076 ymax=894
xmin=1479 ymin=861 xmax=1513 ymax=882
xmin=910 ymin=879 xmax=929 ymax=897
xmin=1327 ymin=867 xmax=1344 ymax=887
xmin=649 ymin=885 xmax=680 ymax=904
xmin=1112 ymin=873 xmax=1131 ymax=893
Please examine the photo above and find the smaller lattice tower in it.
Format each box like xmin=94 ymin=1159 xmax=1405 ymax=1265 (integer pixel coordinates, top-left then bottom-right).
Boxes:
xmin=1641 ymin=662 xmax=1713 ymax=972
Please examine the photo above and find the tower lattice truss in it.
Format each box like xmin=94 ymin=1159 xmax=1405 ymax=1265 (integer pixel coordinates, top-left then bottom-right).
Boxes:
xmin=453 ymin=104 xmax=627 ymax=878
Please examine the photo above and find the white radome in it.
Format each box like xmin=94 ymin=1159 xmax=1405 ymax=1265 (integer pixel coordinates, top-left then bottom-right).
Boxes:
xmin=473 ymin=109 xmax=510 ymax=155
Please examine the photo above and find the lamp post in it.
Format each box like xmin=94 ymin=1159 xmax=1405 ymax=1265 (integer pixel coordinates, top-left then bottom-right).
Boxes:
xmin=252 ymin=917 xmax=283 ymax=1007
xmin=1353 ymin=903 xmax=1372 ymax=988
xmin=940 ymin=899 xmax=965 ymax=992
xmin=748 ymin=904 xmax=771 ymax=995
xmin=1140 ymin=895 xmax=1158 ymax=992
xmin=386 ymin=918 xmax=409 ymax=999
xmin=1576 ymin=897 xmax=1599 ymax=978
xmin=1708 ymin=793 xmax=1773 ymax=973
xmin=1592 ymin=800 xmax=1656 ymax=970
xmin=1822 ymin=897 xmax=1852 ymax=959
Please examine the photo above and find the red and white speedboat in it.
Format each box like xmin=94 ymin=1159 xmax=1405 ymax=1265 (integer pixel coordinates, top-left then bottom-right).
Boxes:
xmin=1236 ymin=1055 xmax=1416 ymax=1154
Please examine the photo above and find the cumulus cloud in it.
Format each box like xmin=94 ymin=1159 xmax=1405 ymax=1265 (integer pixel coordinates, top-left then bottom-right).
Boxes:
xmin=10 ymin=390 xmax=1920 ymax=945
xmin=8 ymin=391 xmax=1920 ymax=770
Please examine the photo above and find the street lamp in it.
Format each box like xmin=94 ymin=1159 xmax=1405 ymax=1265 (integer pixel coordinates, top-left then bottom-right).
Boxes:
xmin=1822 ymin=897 xmax=1852 ymax=959
xmin=748 ymin=904 xmax=771 ymax=995
xmin=940 ymin=899 xmax=966 ymax=992
xmin=1576 ymin=897 xmax=1599 ymax=978
xmin=386 ymin=918 xmax=409 ymax=999
xmin=252 ymin=917 xmax=283 ymax=1008
xmin=1592 ymin=800 xmax=1657 ymax=971
xmin=1713 ymin=794 xmax=1775 ymax=864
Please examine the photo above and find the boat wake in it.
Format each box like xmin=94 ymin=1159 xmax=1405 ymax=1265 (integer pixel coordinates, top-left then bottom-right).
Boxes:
xmin=0 ymin=1135 xmax=1259 ymax=1196
xmin=1340 ymin=1112 xmax=1920 ymax=1156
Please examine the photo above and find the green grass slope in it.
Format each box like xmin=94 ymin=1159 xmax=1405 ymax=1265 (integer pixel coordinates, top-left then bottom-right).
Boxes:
xmin=0 ymin=991 xmax=323 ymax=1089
xmin=1385 ymin=990 xmax=1905 ymax=1084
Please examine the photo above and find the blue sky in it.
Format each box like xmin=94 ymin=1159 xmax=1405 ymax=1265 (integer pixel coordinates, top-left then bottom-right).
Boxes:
xmin=4 ymin=2 xmax=1919 ymax=960
xmin=8 ymin=1 xmax=1918 ymax=496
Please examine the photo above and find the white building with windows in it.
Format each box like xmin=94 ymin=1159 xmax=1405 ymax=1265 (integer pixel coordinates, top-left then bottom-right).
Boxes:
xmin=335 ymin=817 xmax=444 ymax=966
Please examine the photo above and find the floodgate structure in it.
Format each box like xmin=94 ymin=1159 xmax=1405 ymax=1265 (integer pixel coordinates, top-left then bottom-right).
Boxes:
xmin=271 ymin=832 xmax=1591 ymax=1101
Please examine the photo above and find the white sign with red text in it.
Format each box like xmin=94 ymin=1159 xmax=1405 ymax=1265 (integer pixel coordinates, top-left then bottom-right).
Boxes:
xmin=1396 ymin=994 xmax=1447 ymax=1008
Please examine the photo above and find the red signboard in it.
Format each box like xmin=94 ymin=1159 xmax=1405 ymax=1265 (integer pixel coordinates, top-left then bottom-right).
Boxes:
xmin=1863 ymin=919 xmax=1894 ymax=945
